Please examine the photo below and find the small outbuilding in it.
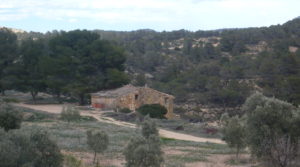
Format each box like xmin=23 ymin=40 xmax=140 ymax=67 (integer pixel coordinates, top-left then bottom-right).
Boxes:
xmin=91 ymin=85 xmax=175 ymax=119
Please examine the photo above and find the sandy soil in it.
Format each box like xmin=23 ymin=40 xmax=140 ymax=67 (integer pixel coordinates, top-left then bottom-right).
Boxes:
xmin=16 ymin=103 xmax=225 ymax=144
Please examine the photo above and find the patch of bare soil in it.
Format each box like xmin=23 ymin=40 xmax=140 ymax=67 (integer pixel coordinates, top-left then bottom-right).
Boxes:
xmin=186 ymin=154 xmax=252 ymax=167
xmin=16 ymin=103 xmax=225 ymax=144
xmin=163 ymin=147 xmax=188 ymax=156
xmin=63 ymin=150 xmax=125 ymax=167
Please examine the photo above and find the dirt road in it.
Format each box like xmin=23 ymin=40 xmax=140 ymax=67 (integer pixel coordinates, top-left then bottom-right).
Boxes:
xmin=17 ymin=103 xmax=225 ymax=144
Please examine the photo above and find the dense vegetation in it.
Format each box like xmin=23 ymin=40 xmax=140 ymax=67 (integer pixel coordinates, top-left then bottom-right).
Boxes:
xmin=94 ymin=18 xmax=300 ymax=109
xmin=0 ymin=129 xmax=63 ymax=167
xmin=222 ymin=93 xmax=300 ymax=167
xmin=0 ymin=103 xmax=23 ymax=131
xmin=1 ymin=18 xmax=300 ymax=109
xmin=0 ymin=29 xmax=129 ymax=105
xmin=0 ymin=100 xmax=64 ymax=167
xmin=137 ymin=104 xmax=168 ymax=119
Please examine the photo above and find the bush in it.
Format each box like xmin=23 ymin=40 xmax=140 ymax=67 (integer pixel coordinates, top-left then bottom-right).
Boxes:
xmin=86 ymin=130 xmax=109 ymax=163
xmin=124 ymin=118 xmax=163 ymax=167
xmin=242 ymin=93 xmax=300 ymax=167
xmin=2 ymin=97 xmax=20 ymax=103
xmin=141 ymin=116 xmax=159 ymax=139
xmin=0 ymin=129 xmax=63 ymax=167
xmin=137 ymin=104 xmax=167 ymax=119
xmin=60 ymin=105 xmax=81 ymax=122
xmin=30 ymin=130 xmax=63 ymax=167
xmin=221 ymin=116 xmax=246 ymax=160
xmin=119 ymin=108 xmax=132 ymax=114
xmin=0 ymin=103 xmax=23 ymax=131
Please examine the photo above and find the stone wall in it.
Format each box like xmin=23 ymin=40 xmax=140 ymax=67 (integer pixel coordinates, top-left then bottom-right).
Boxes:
xmin=91 ymin=95 xmax=116 ymax=109
xmin=134 ymin=88 xmax=174 ymax=118
xmin=91 ymin=87 xmax=175 ymax=119
xmin=115 ymin=88 xmax=174 ymax=119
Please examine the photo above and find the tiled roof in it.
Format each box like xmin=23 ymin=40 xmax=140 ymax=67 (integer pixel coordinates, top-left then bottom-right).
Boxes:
xmin=91 ymin=85 xmax=174 ymax=98
xmin=91 ymin=85 xmax=138 ymax=97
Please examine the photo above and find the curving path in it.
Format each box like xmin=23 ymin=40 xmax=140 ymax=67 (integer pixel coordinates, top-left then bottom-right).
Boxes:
xmin=16 ymin=103 xmax=225 ymax=144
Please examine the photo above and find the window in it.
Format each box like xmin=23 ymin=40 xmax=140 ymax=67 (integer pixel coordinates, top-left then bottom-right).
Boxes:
xmin=135 ymin=94 xmax=139 ymax=100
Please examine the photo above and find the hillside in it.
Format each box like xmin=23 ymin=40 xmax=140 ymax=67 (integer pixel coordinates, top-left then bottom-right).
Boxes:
xmin=94 ymin=18 xmax=300 ymax=117
xmin=2 ymin=17 xmax=300 ymax=119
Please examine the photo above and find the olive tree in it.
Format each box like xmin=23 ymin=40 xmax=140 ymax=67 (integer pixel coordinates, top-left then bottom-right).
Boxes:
xmin=0 ymin=129 xmax=63 ymax=167
xmin=243 ymin=92 xmax=300 ymax=167
xmin=60 ymin=105 xmax=81 ymax=122
xmin=0 ymin=103 xmax=23 ymax=131
xmin=86 ymin=130 xmax=109 ymax=163
xmin=141 ymin=116 xmax=159 ymax=139
xmin=221 ymin=115 xmax=246 ymax=160
xmin=124 ymin=118 xmax=163 ymax=167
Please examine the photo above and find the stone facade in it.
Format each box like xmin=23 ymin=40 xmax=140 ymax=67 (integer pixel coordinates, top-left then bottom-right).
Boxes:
xmin=91 ymin=85 xmax=175 ymax=119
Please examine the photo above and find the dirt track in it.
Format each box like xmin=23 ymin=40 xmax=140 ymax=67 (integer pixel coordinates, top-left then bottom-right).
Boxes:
xmin=17 ymin=103 xmax=225 ymax=144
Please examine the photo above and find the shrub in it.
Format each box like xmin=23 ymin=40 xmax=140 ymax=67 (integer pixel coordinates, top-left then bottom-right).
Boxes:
xmin=86 ymin=130 xmax=109 ymax=163
xmin=2 ymin=97 xmax=20 ymax=103
xmin=119 ymin=108 xmax=132 ymax=114
xmin=0 ymin=103 xmax=23 ymax=131
xmin=0 ymin=129 xmax=63 ymax=167
xmin=137 ymin=104 xmax=167 ymax=119
xmin=60 ymin=105 xmax=81 ymax=122
xmin=221 ymin=116 xmax=246 ymax=160
xmin=124 ymin=118 xmax=163 ymax=167
xmin=243 ymin=93 xmax=300 ymax=167
xmin=141 ymin=116 xmax=159 ymax=139
xmin=30 ymin=130 xmax=63 ymax=167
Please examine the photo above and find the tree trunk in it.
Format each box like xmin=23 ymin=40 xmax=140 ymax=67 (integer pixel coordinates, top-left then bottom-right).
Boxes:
xmin=93 ymin=152 xmax=97 ymax=164
xmin=236 ymin=147 xmax=240 ymax=161
xmin=1 ymin=89 xmax=5 ymax=96
xmin=30 ymin=91 xmax=38 ymax=104
xmin=79 ymin=94 xmax=85 ymax=106
xmin=56 ymin=92 xmax=62 ymax=104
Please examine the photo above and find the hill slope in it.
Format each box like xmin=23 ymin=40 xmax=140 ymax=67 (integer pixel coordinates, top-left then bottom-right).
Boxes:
xmin=3 ymin=18 xmax=300 ymax=115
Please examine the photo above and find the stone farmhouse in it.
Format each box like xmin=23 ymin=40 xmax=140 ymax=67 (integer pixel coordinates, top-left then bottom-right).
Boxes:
xmin=91 ymin=85 xmax=175 ymax=119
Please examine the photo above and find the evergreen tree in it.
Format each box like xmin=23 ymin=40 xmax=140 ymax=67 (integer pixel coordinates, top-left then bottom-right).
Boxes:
xmin=0 ymin=28 xmax=18 ymax=95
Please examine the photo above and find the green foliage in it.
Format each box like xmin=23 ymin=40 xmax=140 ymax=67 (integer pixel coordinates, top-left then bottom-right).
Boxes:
xmin=119 ymin=108 xmax=132 ymax=114
xmin=221 ymin=116 xmax=246 ymax=160
xmin=17 ymin=38 xmax=47 ymax=103
xmin=0 ymin=103 xmax=23 ymax=131
xmin=141 ymin=116 xmax=159 ymax=139
xmin=0 ymin=28 xmax=18 ymax=94
xmin=30 ymin=130 xmax=64 ymax=167
xmin=60 ymin=105 xmax=81 ymax=122
xmin=133 ymin=73 xmax=147 ymax=87
xmin=124 ymin=118 xmax=163 ymax=167
xmin=0 ymin=129 xmax=63 ymax=167
xmin=2 ymin=18 xmax=300 ymax=109
xmin=86 ymin=130 xmax=109 ymax=163
xmin=48 ymin=30 xmax=129 ymax=105
xmin=2 ymin=97 xmax=20 ymax=103
xmin=137 ymin=104 xmax=167 ymax=119
xmin=0 ymin=28 xmax=17 ymax=95
xmin=243 ymin=93 xmax=300 ymax=167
